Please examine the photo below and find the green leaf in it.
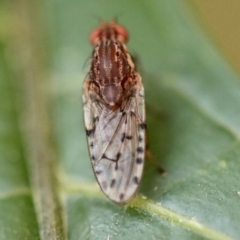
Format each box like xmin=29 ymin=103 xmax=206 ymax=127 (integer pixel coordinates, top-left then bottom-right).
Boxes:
xmin=1 ymin=0 xmax=240 ymax=239
xmin=0 ymin=20 xmax=39 ymax=240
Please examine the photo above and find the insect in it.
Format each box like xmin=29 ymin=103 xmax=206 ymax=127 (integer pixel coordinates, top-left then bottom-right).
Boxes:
xmin=82 ymin=21 xmax=146 ymax=203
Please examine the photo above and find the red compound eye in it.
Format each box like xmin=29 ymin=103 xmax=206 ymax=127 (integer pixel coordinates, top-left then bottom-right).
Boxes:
xmin=90 ymin=22 xmax=129 ymax=45
xmin=115 ymin=25 xmax=129 ymax=43
xmin=90 ymin=28 xmax=101 ymax=45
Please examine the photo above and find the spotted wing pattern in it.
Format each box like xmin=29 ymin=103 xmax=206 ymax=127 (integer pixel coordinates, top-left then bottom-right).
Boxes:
xmin=82 ymin=74 xmax=146 ymax=203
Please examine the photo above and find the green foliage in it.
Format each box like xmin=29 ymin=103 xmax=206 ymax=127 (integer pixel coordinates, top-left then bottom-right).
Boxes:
xmin=1 ymin=0 xmax=240 ymax=239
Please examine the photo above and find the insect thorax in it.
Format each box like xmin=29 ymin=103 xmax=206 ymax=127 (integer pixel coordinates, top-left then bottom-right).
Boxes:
xmin=89 ymin=40 xmax=136 ymax=107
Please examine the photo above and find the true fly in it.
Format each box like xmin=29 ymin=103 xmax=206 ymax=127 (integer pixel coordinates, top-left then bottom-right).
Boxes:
xmin=82 ymin=21 xmax=146 ymax=203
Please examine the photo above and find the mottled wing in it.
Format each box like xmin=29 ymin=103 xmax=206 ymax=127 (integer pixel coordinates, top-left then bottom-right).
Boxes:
xmin=82 ymin=75 xmax=146 ymax=203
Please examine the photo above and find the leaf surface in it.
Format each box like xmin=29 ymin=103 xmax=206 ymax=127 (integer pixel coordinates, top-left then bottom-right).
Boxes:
xmin=1 ymin=0 xmax=240 ymax=239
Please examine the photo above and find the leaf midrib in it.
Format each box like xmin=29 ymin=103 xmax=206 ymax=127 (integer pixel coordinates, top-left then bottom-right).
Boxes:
xmin=59 ymin=173 xmax=233 ymax=240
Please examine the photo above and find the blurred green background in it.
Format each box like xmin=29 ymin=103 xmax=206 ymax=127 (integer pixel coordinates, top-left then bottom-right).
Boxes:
xmin=188 ymin=0 xmax=240 ymax=76
xmin=0 ymin=0 xmax=240 ymax=239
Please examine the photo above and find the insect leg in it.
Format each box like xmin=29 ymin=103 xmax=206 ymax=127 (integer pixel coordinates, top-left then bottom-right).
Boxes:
xmin=146 ymin=132 xmax=167 ymax=176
